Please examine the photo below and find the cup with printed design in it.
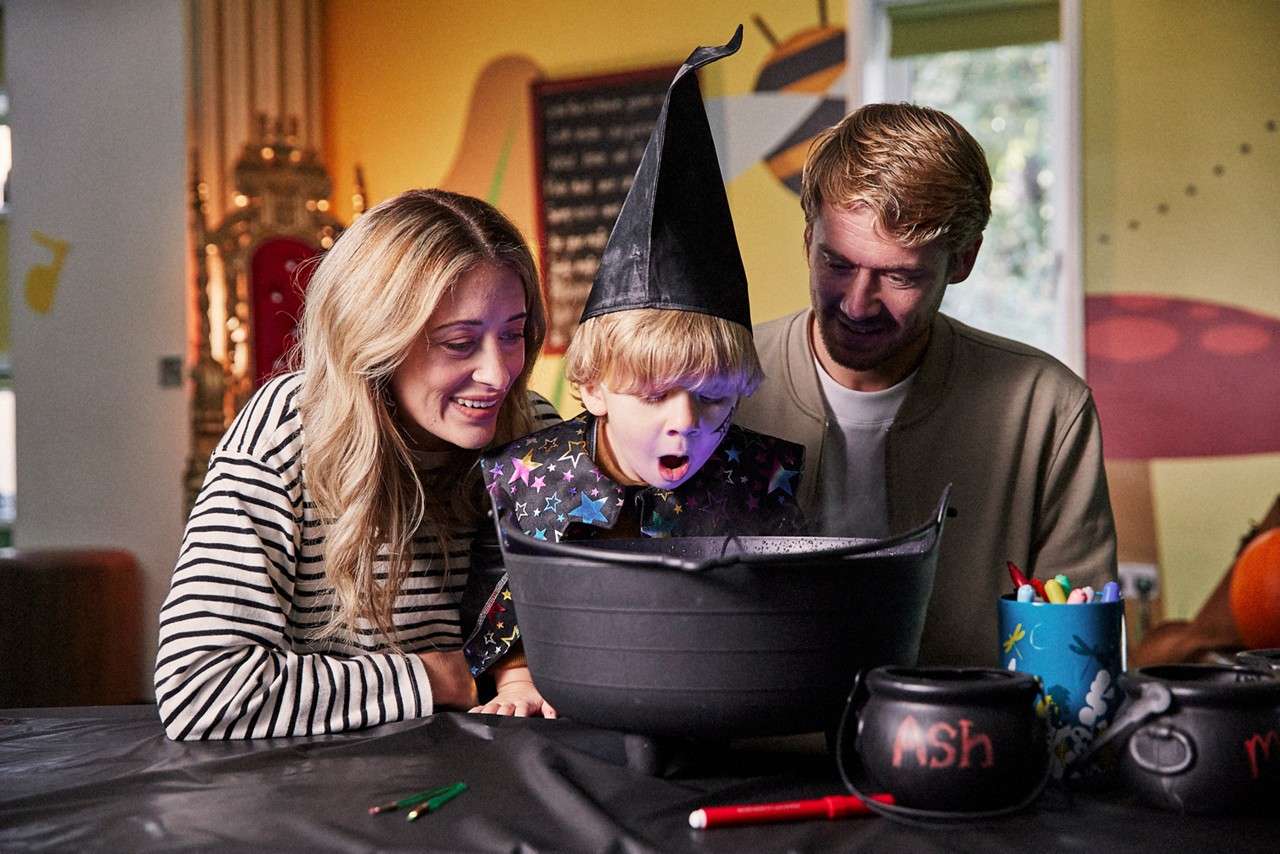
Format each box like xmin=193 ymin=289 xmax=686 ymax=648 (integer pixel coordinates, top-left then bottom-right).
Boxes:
xmin=997 ymin=585 xmax=1125 ymax=780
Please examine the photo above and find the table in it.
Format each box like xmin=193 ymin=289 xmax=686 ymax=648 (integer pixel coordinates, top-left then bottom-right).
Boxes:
xmin=2 ymin=706 xmax=1277 ymax=852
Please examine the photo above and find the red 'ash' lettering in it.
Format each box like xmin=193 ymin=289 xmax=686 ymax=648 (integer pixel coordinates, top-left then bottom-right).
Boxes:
xmin=927 ymin=722 xmax=957 ymax=768
xmin=960 ymin=719 xmax=995 ymax=769
xmin=1244 ymin=730 xmax=1280 ymax=780
xmin=892 ymin=715 xmax=926 ymax=767
xmin=891 ymin=715 xmax=995 ymax=769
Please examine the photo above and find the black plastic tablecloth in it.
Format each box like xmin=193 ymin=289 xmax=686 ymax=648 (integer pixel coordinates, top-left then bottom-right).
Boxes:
xmin=2 ymin=705 xmax=1277 ymax=852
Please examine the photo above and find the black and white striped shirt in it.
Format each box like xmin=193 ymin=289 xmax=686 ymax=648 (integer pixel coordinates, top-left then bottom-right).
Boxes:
xmin=155 ymin=372 xmax=558 ymax=740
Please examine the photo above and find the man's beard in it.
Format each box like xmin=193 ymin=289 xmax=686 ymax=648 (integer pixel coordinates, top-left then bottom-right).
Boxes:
xmin=814 ymin=305 xmax=903 ymax=372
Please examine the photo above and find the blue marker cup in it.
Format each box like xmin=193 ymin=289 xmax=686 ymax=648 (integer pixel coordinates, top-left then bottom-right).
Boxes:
xmin=997 ymin=593 xmax=1125 ymax=779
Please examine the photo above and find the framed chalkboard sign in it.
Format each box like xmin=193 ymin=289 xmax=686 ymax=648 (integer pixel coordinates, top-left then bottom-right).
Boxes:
xmin=532 ymin=65 xmax=677 ymax=353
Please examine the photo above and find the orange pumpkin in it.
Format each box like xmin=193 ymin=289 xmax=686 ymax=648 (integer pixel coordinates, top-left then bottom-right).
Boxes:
xmin=1229 ymin=528 xmax=1280 ymax=649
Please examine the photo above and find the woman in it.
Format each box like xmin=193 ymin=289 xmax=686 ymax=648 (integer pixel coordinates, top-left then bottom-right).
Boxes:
xmin=155 ymin=189 xmax=556 ymax=740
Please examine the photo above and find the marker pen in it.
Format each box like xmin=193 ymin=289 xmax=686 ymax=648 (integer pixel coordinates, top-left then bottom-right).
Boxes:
xmin=1044 ymin=579 xmax=1068 ymax=604
xmin=689 ymin=794 xmax=894 ymax=829
xmin=1028 ymin=576 xmax=1048 ymax=600
xmin=1007 ymin=561 xmax=1029 ymax=591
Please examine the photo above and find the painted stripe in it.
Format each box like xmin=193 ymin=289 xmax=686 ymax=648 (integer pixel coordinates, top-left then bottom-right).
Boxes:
xmin=765 ymin=98 xmax=848 ymax=161
xmin=755 ymin=31 xmax=845 ymax=93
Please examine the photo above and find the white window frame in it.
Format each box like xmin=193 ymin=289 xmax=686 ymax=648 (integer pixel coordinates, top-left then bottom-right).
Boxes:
xmin=846 ymin=0 xmax=1085 ymax=376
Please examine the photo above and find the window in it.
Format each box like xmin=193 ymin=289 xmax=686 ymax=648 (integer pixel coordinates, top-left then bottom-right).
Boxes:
xmin=854 ymin=0 xmax=1082 ymax=371
xmin=1 ymin=3 xmax=13 ymax=546
xmin=0 ymin=378 xmax=12 ymax=545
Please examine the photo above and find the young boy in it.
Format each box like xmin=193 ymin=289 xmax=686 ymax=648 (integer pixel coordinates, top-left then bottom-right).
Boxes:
xmin=462 ymin=27 xmax=805 ymax=717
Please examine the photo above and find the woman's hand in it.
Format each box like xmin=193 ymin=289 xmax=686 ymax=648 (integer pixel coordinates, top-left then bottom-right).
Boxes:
xmin=418 ymin=650 xmax=478 ymax=710
xmin=469 ymin=665 xmax=557 ymax=718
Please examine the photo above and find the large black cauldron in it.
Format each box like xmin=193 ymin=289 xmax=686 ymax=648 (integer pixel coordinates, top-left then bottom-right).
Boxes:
xmin=498 ymin=490 xmax=949 ymax=739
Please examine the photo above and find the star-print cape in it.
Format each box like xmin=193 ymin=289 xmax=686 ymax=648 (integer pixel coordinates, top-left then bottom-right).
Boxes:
xmin=462 ymin=412 xmax=806 ymax=674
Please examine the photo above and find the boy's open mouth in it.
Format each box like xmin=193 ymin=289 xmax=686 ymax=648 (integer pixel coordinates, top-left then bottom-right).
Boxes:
xmin=658 ymin=454 xmax=690 ymax=481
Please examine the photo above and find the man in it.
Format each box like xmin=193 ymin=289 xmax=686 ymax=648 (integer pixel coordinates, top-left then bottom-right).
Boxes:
xmin=736 ymin=103 xmax=1117 ymax=666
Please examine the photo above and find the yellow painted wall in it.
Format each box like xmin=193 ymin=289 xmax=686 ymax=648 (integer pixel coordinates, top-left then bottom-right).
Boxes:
xmin=1083 ymin=0 xmax=1280 ymax=619
xmin=322 ymin=1 xmax=833 ymax=402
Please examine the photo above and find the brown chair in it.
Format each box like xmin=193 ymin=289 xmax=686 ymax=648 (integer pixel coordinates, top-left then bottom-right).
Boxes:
xmin=0 ymin=548 xmax=144 ymax=707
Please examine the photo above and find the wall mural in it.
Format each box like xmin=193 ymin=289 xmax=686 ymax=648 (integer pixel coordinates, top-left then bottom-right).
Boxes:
xmin=439 ymin=56 xmax=544 ymax=243
xmin=438 ymin=12 xmax=850 ymax=217
xmin=1096 ymin=119 xmax=1277 ymax=248
xmin=747 ymin=10 xmax=845 ymax=193
xmin=703 ymin=9 xmax=846 ymax=192
xmin=1087 ymin=114 xmax=1278 ymax=619
xmin=25 ymin=231 xmax=70 ymax=315
xmin=1088 ymin=294 xmax=1279 ymax=461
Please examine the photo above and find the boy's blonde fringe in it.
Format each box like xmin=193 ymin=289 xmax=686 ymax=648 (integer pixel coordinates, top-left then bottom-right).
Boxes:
xmin=564 ymin=309 xmax=761 ymax=398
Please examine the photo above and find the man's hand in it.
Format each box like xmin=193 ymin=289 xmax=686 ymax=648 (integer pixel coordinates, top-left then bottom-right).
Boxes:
xmin=469 ymin=665 xmax=557 ymax=718
xmin=417 ymin=650 xmax=478 ymax=710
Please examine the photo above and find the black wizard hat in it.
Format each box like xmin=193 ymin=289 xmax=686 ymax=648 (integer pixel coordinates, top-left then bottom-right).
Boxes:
xmin=580 ymin=26 xmax=751 ymax=329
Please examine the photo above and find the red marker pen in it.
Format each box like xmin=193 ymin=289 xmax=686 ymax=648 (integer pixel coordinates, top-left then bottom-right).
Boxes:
xmin=688 ymin=793 xmax=894 ymax=829
xmin=1007 ymin=561 xmax=1029 ymax=591
xmin=1028 ymin=576 xmax=1048 ymax=600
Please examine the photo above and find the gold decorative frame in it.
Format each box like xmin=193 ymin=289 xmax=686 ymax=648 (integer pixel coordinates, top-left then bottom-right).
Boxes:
xmin=185 ymin=115 xmax=358 ymax=512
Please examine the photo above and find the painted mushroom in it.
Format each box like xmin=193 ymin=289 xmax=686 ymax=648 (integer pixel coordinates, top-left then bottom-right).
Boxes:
xmin=1085 ymin=293 xmax=1280 ymax=644
xmin=1087 ymin=293 xmax=1280 ymax=458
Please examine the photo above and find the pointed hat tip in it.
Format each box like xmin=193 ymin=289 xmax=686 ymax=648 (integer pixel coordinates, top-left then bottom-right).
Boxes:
xmin=727 ymin=23 xmax=744 ymax=51
xmin=681 ymin=23 xmax=745 ymax=74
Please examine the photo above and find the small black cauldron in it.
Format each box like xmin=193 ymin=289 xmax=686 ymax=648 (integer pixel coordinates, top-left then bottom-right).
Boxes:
xmin=845 ymin=667 xmax=1046 ymax=814
xmin=1077 ymin=664 xmax=1280 ymax=814
xmin=1236 ymin=648 xmax=1280 ymax=674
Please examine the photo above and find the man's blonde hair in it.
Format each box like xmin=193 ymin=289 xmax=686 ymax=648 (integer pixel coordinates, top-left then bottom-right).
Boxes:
xmin=294 ymin=188 xmax=546 ymax=645
xmin=801 ymin=103 xmax=992 ymax=250
xmin=564 ymin=309 xmax=761 ymax=398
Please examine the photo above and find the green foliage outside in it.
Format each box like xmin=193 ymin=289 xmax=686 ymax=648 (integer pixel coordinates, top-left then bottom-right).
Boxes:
xmin=899 ymin=44 xmax=1061 ymax=358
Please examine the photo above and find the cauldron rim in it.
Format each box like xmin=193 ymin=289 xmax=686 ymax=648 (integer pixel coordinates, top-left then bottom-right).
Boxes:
xmin=497 ymin=489 xmax=953 ymax=740
xmin=1123 ymin=664 xmax=1280 ymax=706
xmin=867 ymin=666 xmax=1039 ymax=703
xmin=1236 ymin=647 xmax=1280 ymax=668
xmin=495 ymin=485 xmax=952 ymax=572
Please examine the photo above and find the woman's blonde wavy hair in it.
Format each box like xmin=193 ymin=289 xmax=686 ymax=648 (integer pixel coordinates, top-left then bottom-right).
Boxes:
xmin=293 ymin=189 xmax=546 ymax=645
